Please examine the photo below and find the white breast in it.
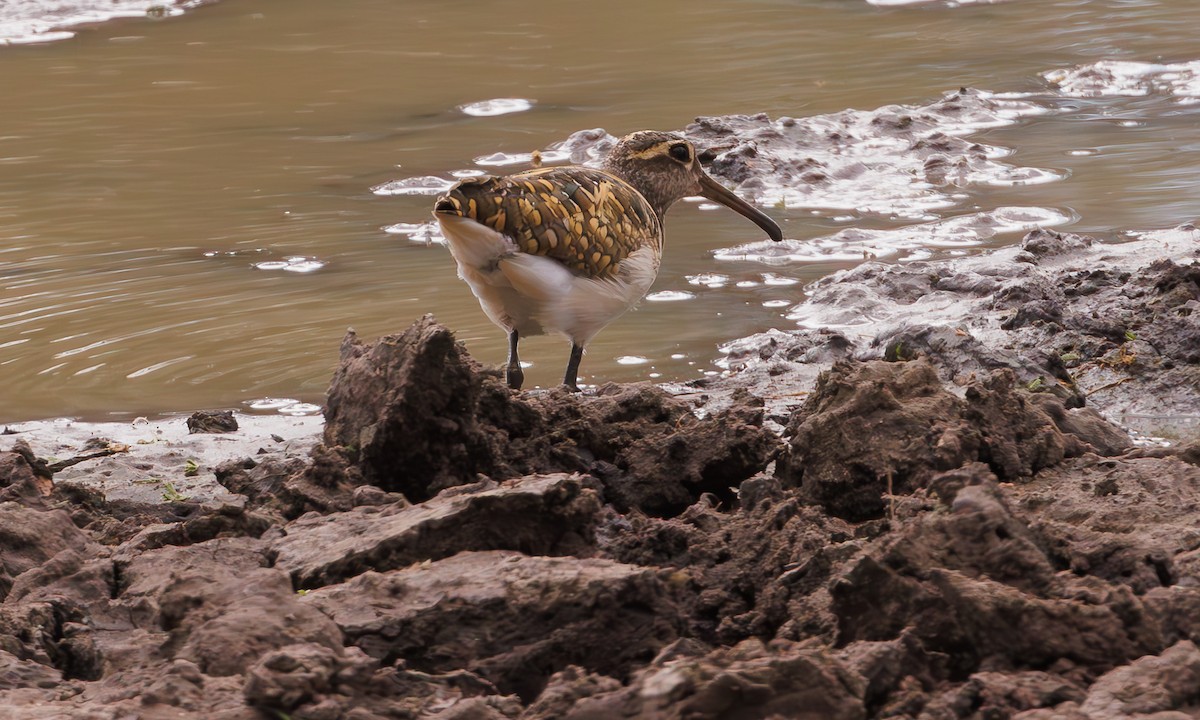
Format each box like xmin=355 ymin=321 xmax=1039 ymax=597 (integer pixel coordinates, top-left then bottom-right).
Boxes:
xmin=435 ymin=213 xmax=661 ymax=347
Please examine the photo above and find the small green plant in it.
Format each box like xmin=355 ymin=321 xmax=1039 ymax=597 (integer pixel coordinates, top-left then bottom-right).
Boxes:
xmin=1124 ymin=329 xmax=1137 ymax=341
xmin=162 ymin=481 xmax=189 ymax=503
xmin=184 ymin=459 xmax=199 ymax=477
xmin=1060 ymin=351 xmax=1080 ymax=363
xmin=1026 ymin=377 xmax=1044 ymax=391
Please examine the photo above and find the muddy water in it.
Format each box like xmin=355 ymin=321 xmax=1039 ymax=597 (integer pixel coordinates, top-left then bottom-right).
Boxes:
xmin=2 ymin=0 xmax=1199 ymax=422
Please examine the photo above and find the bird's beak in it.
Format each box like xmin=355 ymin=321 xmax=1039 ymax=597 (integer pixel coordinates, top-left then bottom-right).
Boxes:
xmin=698 ymin=173 xmax=783 ymax=242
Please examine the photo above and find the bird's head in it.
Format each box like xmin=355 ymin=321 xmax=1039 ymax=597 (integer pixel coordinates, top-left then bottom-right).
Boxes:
xmin=602 ymin=130 xmax=783 ymax=242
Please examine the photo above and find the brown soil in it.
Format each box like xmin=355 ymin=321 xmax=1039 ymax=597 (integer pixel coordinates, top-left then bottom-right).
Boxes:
xmin=1 ymin=225 xmax=1199 ymax=718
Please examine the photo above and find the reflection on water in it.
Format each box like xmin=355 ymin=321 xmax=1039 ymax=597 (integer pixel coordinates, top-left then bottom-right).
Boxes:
xmin=1 ymin=0 xmax=1199 ymax=421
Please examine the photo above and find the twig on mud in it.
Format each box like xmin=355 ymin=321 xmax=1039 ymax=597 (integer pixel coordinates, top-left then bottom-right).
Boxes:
xmin=1087 ymin=377 xmax=1134 ymax=395
xmin=887 ymin=470 xmax=895 ymax=521
xmin=45 ymin=443 xmax=130 ymax=473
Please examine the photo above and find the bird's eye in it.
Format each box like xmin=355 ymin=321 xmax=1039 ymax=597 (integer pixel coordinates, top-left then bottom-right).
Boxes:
xmin=668 ymin=143 xmax=691 ymax=163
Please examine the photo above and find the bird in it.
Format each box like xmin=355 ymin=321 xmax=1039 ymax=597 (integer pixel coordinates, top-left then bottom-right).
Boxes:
xmin=433 ymin=130 xmax=783 ymax=392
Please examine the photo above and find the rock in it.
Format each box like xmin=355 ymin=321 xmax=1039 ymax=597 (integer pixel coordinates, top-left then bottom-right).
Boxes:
xmin=117 ymin=536 xmax=280 ymax=633
xmin=831 ymin=555 xmax=945 ymax=647
xmin=272 ymin=473 xmax=600 ymax=589
xmin=6 ymin=548 xmax=110 ymax=606
xmin=1015 ymin=641 xmax=1200 ymax=720
xmin=830 ymin=554 xmax=1162 ymax=678
xmin=111 ymin=503 xmax=276 ymax=560
xmin=962 ymin=369 xmax=1087 ymax=479
xmin=301 ymin=550 xmax=681 ymax=701
xmin=215 ymin=455 xmax=305 ymax=504
xmin=137 ymin=658 xmax=211 ymax=712
xmin=187 ymin=410 xmax=239 ymax=434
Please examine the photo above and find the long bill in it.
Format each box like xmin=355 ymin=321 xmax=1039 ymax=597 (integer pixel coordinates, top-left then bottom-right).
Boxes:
xmin=698 ymin=173 xmax=784 ymax=242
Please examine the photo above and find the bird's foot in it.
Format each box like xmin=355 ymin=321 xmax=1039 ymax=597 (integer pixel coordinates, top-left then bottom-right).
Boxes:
xmin=506 ymin=365 xmax=525 ymax=391
xmin=562 ymin=382 xmax=581 ymax=393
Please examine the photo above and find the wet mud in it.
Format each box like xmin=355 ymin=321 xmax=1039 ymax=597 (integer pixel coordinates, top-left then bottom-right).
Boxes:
xmin=2 ymin=102 xmax=1200 ymax=717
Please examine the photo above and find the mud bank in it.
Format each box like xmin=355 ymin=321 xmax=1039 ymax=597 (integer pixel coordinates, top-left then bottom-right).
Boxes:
xmin=3 ymin=215 xmax=1199 ymax=718
xmin=4 ymin=86 xmax=1200 ymax=715
xmin=715 ymin=223 xmax=1200 ymax=441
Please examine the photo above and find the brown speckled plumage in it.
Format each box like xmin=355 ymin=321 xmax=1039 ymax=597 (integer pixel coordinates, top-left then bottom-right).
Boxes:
xmin=434 ymin=166 xmax=661 ymax=280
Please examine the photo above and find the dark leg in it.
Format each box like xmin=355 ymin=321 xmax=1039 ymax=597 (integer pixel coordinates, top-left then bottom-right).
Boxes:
xmin=563 ymin=342 xmax=584 ymax=392
xmin=506 ymin=329 xmax=524 ymax=390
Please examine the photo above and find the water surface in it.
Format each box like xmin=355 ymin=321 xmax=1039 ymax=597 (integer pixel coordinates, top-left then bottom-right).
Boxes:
xmin=2 ymin=0 xmax=1199 ymax=421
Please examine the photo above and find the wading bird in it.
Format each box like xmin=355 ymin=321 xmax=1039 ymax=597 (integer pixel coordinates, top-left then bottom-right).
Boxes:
xmin=433 ymin=130 xmax=783 ymax=391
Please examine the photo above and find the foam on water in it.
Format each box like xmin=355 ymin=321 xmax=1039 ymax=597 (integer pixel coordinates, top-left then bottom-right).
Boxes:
xmin=383 ymin=221 xmax=446 ymax=245
xmin=686 ymin=273 xmax=730 ymax=288
xmin=645 ymin=290 xmax=695 ymax=302
xmin=252 ymin=256 xmax=325 ymax=273
xmin=244 ymin=397 xmax=321 ymax=415
xmin=371 ymin=176 xmax=456 ymax=196
xmin=0 ymin=0 xmax=203 ymax=45
xmin=715 ymin=206 xmax=1072 ymax=265
xmin=458 ymin=98 xmax=535 ymax=117
xmin=1044 ymin=60 xmax=1200 ymax=100
xmin=471 ymin=128 xmax=617 ymax=168
xmin=687 ymin=89 xmax=1059 ymax=220
xmin=1122 ymin=222 xmax=1200 ymax=245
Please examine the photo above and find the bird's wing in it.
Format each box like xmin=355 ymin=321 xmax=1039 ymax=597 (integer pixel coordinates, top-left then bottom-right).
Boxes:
xmin=434 ymin=166 xmax=661 ymax=280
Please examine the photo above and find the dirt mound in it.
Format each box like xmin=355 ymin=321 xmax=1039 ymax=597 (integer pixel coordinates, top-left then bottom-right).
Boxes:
xmin=775 ymin=359 xmax=1125 ymax=521
xmin=322 ymin=315 xmax=778 ymax=515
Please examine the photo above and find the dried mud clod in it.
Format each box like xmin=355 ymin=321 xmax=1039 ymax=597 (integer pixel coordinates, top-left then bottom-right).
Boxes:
xmin=775 ymin=359 xmax=1120 ymax=521
xmin=321 ymin=314 xmax=779 ymax=515
xmin=185 ymin=410 xmax=239 ymax=434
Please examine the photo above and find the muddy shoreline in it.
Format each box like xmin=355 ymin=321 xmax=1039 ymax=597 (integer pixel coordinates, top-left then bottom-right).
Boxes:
xmin=4 ymin=90 xmax=1200 ymax=717
xmin=2 ymin=212 xmax=1198 ymax=718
